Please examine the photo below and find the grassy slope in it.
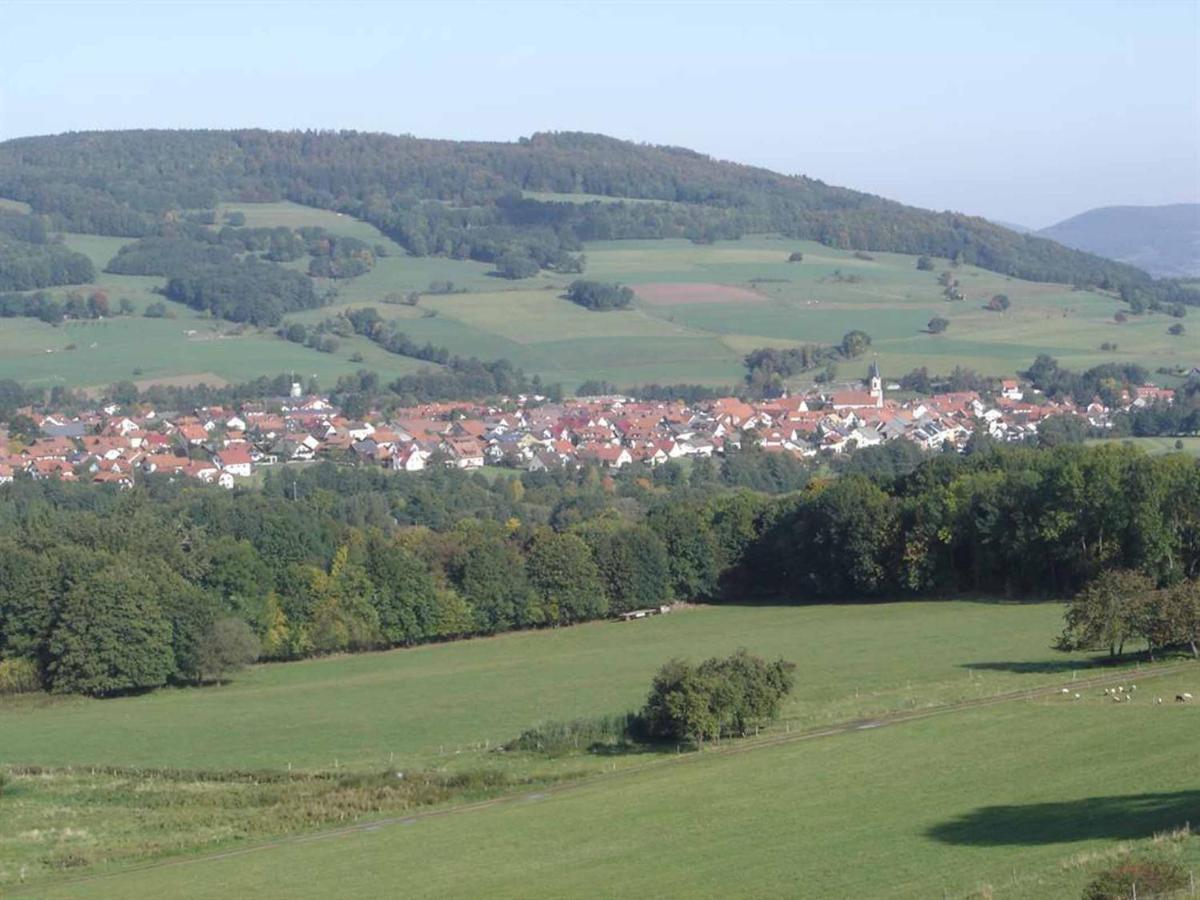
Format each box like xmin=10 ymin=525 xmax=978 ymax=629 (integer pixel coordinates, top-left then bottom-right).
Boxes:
xmin=3 ymin=200 xmax=1192 ymax=391
xmin=36 ymin=670 xmax=1200 ymax=900
xmin=0 ymin=601 xmax=1082 ymax=773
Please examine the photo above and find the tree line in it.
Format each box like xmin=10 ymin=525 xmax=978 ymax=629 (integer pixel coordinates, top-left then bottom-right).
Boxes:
xmin=0 ymin=440 xmax=1197 ymax=696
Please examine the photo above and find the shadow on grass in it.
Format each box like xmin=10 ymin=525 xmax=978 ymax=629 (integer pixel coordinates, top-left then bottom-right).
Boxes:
xmin=588 ymin=740 xmax=681 ymax=758
xmin=960 ymin=658 xmax=1114 ymax=675
xmin=928 ymin=791 xmax=1200 ymax=846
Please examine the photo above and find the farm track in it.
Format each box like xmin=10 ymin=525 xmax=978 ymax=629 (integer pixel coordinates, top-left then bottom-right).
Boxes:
xmin=15 ymin=659 xmax=1197 ymax=896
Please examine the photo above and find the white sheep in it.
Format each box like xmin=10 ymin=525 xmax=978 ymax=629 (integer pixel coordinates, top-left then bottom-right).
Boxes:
xmin=1176 ymin=693 xmax=1194 ymax=703
xmin=1073 ymin=693 xmax=1081 ymax=700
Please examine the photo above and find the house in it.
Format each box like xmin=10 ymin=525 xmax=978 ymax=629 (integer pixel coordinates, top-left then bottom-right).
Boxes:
xmin=390 ymin=443 xmax=430 ymax=472
xmin=1000 ymin=379 xmax=1024 ymax=401
xmin=214 ymin=447 xmax=253 ymax=478
xmin=441 ymin=436 xmax=484 ymax=469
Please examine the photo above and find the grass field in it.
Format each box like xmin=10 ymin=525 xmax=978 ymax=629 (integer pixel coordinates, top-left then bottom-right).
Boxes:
xmin=5 ymin=599 xmax=1200 ymax=896
xmin=2 ymin=200 xmax=1193 ymax=391
xmin=35 ymin=672 xmax=1200 ymax=900
xmin=0 ymin=601 xmax=1085 ymax=772
xmin=2 ymin=599 xmax=1196 ymax=897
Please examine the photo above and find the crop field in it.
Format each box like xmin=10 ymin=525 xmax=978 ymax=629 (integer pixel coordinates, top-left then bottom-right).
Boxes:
xmin=2 ymin=200 xmax=1192 ymax=392
xmin=5 ymin=599 xmax=1199 ymax=897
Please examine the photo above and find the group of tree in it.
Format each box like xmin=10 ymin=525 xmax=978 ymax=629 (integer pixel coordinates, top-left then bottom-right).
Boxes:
xmin=0 ymin=288 xmax=131 ymax=323
xmin=0 ymin=210 xmax=94 ymax=291
xmin=1057 ymin=569 xmax=1200 ymax=660
xmin=742 ymin=331 xmax=871 ymax=396
xmin=1023 ymin=354 xmax=1151 ymax=407
xmin=639 ymin=650 xmax=796 ymax=745
xmin=163 ymin=257 xmax=321 ymax=325
xmin=3 ymin=129 xmax=1196 ymax=304
xmin=563 ymin=280 xmax=634 ymax=311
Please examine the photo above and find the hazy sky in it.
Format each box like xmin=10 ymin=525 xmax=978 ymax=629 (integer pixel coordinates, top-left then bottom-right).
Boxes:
xmin=2 ymin=0 xmax=1196 ymax=227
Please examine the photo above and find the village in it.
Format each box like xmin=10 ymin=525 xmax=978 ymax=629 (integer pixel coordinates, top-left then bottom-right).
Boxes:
xmin=0 ymin=364 xmax=1180 ymax=489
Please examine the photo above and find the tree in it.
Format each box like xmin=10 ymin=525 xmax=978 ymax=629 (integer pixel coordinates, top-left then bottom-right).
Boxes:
xmin=985 ymin=294 xmax=1011 ymax=312
xmin=525 ymin=530 xmax=607 ymax=624
xmin=563 ymin=280 xmax=634 ymax=311
xmin=787 ymin=251 xmax=804 ymax=263
xmin=840 ymin=330 xmax=872 ymax=358
xmin=47 ymin=562 xmax=176 ymax=695
xmin=927 ymin=317 xmax=949 ymax=334
xmin=915 ymin=255 xmax=935 ymax=271
xmin=1168 ymin=323 xmax=1185 ymax=336
xmin=639 ymin=651 xmax=795 ymax=745
xmin=590 ymin=526 xmax=671 ymax=614
xmin=1056 ymin=569 xmax=1157 ymax=658
xmin=194 ymin=617 xmax=260 ymax=683
xmin=1138 ymin=581 xmax=1200 ymax=659
xmin=493 ymin=252 xmax=539 ymax=280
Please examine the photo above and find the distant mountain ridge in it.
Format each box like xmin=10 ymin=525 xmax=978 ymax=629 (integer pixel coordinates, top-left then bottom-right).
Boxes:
xmin=1038 ymin=203 xmax=1200 ymax=278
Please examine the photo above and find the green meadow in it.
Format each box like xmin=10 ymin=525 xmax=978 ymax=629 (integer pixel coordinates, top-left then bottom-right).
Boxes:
xmin=3 ymin=600 xmax=1197 ymax=897
xmin=3 ymin=200 xmax=1192 ymax=392
xmin=36 ymin=675 xmax=1200 ymax=900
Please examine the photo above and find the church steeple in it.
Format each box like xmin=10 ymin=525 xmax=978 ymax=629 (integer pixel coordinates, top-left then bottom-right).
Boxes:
xmin=869 ymin=359 xmax=882 ymax=402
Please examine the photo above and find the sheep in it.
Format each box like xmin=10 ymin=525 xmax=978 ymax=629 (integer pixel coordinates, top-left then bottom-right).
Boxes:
xmin=1060 ymin=687 xmax=1070 ymax=694
xmin=1157 ymin=697 xmax=1164 ymax=705
xmin=1073 ymin=693 xmax=1081 ymax=700
xmin=1176 ymin=693 xmax=1194 ymax=703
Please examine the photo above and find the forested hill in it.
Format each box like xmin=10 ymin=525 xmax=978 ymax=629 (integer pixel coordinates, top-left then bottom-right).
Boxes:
xmin=1038 ymin=204 xmax=1200 ymax=279
xmin=0 ymin=129 xmax=1187 ymax=301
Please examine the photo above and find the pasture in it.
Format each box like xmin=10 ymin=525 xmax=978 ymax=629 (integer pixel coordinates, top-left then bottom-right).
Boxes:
xmin=2 ymin=199 xmax=1192 ymax=391
xmin=36 ymin=676 xmax=1200 ymax=900
xmin=6 ymin=599 xmax=1200 ymax=896
xmin=0 ymin=601 xmax=1082 ymax=772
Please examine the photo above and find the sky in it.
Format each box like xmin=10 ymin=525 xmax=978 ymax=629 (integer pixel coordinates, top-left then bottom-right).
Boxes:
xmin=1 ymin=0 xmax=1197 ymax=228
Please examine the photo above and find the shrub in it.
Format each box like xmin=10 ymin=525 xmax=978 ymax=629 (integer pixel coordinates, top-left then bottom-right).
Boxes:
xmin=928 ymin=317 xmax=950 ymax=334
xmin=1082 ymin=857 xmax=1188 ymax=900
xmin=787 ymin=251 xmax=804 ymax=263
xmin=505 ymin=713 xmax=639 ymax=756
xmin=0 ymin=771 xmax=8 ymax=797
xmin=0 ymin=657 xmax=43 ymax=694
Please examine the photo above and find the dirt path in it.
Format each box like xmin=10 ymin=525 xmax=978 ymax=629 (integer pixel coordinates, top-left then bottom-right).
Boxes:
xmin=16 ymin=660 xmax=1196 ymax=896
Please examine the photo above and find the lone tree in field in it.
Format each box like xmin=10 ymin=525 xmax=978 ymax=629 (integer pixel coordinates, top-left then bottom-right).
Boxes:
xmin=916 ymin=255 xmax=935 ymax=271
xmin=640 ymin=650 xmax=795 ymax=745
xmin=840 ymin=330 xmax=872 ymax=358
xmin=787 ymin=251 xmax=804 ymax=263
xmin=1056 ymin=569 xmax=1157 ymax=658
xmin=1168 ymin=323 xmax=1185 ymax=336
xmin=985 ymin=294 xmax=1011 ymax=312
xmin=927 ymin=317 xmax=950 ymax=334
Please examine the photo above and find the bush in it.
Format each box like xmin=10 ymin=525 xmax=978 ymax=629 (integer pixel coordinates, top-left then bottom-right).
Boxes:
xmin=0 ymin=771 xmax=8 ymax=798
xmin=787 ymin=251 xmax=804 ymax=263
xmin=0 ymin=657 xmax=42 ymax=694
xmin=640 ymin=650 xmax=795 ymax=745
xmin=1082 ymin=857 xmax=1189 ymax=900
xmin=928 ymin=317 xmax=950 ymax=334
xmin=505 ymin=713 xmax=639 ymax=756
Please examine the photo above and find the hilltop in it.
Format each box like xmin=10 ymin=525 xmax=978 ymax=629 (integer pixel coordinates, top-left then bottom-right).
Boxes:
xmin=0 ymin=129 xmax=1165 ymax=290
xmin=1039 ymin=203 xmax=1200 ymax=278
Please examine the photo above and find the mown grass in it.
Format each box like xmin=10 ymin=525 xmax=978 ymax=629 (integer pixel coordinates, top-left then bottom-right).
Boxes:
xmin=28 ymin=669 xmax=1200 ymax=899
xmin=0 ymin=601 xmax=1088 ymax=773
